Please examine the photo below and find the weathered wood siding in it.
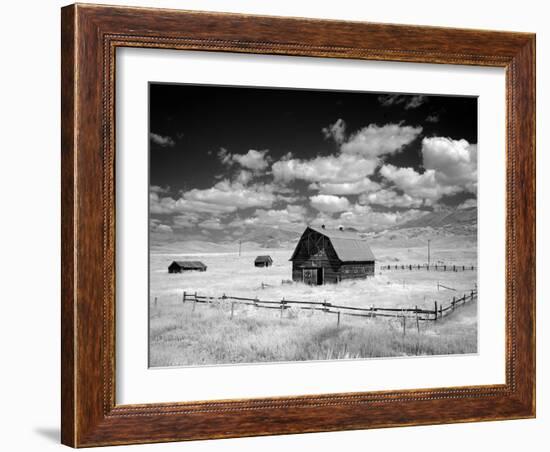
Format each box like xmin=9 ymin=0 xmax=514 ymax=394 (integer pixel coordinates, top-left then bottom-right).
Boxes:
xmin=290 ymin=228 xmax=375 ymax=284
xmin=291 ymin=228 xmax=341 ymax=284
xmin=339 ymin=262 xmax=375 ymax=280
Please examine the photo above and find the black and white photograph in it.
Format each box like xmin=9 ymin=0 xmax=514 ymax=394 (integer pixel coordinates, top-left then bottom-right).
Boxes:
xmin=148 ymin=83 xmax=478 ymax=367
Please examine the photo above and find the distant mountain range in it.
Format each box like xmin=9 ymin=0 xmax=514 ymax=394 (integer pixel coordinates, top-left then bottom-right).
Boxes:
xmin=395 ymin=207 xmax=477 ymax=230
xmin=234 ymin=225 xmax=301 ymax=248
xmin=151 ymin=207 xmax=477 ymax=253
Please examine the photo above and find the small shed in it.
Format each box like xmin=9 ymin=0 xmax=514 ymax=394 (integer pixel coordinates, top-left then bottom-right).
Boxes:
xmin=254 ymin=255 xmax=273 ymax=267
xmin=168 ymin=261 xmax=207 ymax=273
xmin=289 ymin=225 xmax=375 ymax=285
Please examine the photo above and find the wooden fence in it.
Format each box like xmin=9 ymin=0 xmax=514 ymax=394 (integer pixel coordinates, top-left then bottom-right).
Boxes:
xmin=380 ymin=263 xmax=476 ymax=272
xmin=181 ymin=288 xmax=477 ymax=331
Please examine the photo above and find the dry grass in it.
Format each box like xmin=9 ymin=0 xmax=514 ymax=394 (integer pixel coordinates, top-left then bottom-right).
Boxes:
xmin=149 ymin=296 xmax=477 ymax=367
xmin=149 ymin=236 xmax=477 ymax=367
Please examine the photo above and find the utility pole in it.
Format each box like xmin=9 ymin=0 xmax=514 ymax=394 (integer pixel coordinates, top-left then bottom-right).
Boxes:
xmin=427 ymin=239 xmax=431 ymax=266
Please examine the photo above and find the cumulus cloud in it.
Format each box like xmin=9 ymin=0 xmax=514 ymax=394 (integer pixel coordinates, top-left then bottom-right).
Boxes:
xmin=232 ymin=149 xmax=271 ymax=171
xmin=184 ymin=179 xmax=276 ymax=210
xmin=322 ymin=118 xmax=347 ymax=144
xmin=232 ymin=205 xmax=307 ymax=228
xmin=150 ymin=191 xmax=235 ymax=215
xmin=198 ymin=218 xmax=224 ymax=230
xmin=378 ymin=94 xmax=428 ymax=109
xmin=379 ymin=165 xmax=445 ymax=202
xmin=378 ymin=137 xmax=478 ymax=205
xmin=218 ymin=147 xmax=232 ymax=165
xmin=273 ymin=122 xmax=420 ymax=189
xmin=310 ymin=194 xmax=351 ymax=213
xmin=340 ymin=123 xmax=422 ymax=158
xmin=360 ymin=188 xmax=424 ymax=208
xmin=421 ymin=137 xmax=477 ymax=191
xmin=235 ymin=169 xmax=253 ymax=185
xmin=150 ymin=219 xmax=173 ymax=233
xmin=150 ymin=185 xmax=170 ymax=194
xmin=150 ymin=179 xmax=277 ymax=215
xmin=172 ymin=213 xmax=200 ymax=228
xmin=150 ymin=132 xmax=175 ymax=147
xmin=272 ymin=153 xmax=378 ymax=184
xmin=405 ymin=95 xmax=427 ymax=109
xmin=457 ymin=198 xmax=477 ymax=210
xmin=309 ymin=178 xmax=380 ymax=195
xmin=425 ymin=114 xmax=440 ymax=123
xmin=218 ymin=148 xmax=271 ymax=171
xmin=312 ymin=203 xmax=424 ymax=232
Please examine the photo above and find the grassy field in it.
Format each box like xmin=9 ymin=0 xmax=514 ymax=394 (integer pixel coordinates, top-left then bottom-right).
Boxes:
xmin=149 ymin=234 xmax=478 ymax=367
xmin=150 ymin=296 xmax=477 ymax=367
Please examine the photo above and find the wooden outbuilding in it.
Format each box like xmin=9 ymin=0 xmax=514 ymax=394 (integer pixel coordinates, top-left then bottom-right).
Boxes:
xmin=289 ymin=225 xmax=375 ymax=285
xmin=254 ymin=255 xmax=273 ymax=267
xmin=168 ymin=261 xmax=207 ymax=273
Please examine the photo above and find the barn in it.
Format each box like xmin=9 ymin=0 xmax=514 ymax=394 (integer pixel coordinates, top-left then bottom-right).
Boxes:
xmin=254 ymin=255 xmax=273 ymax=267
xmin=168 ymin=261 xmax=207 ymax=273
xmin=289 ymin=225 xmax=375 ymax=285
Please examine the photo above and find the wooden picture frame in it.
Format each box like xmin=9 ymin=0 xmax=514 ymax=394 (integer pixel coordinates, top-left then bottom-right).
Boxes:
xmin=61 ymin=3 xmax=535 ymax=447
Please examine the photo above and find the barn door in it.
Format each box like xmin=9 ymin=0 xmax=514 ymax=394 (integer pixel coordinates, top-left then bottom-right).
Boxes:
xmin=302 ymin=268 xmax=318 ymax=285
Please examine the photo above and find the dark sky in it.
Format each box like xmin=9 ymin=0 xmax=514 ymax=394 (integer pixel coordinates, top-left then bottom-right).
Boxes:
xmin=148 ymin=83 xmax=477 ymax=238
xmin=150 ymin=83 xmax=476 ymax=190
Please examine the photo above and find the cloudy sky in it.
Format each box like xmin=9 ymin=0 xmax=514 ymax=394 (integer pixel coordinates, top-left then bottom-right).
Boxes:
xmin=149 ymin=83 xmax=477 ymax=241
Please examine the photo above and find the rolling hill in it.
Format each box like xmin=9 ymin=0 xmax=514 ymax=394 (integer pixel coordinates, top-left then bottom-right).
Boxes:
xmin=396 ymin=207 xmax=477 ymax=229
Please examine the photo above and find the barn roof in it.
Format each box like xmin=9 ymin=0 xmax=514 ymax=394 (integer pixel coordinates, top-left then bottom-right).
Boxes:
xmin=170 ymin=260 xmax=206 ymax=268
xmin=255 ymin=255 xmax=272 ymax=262
xmin=291 ymin=226 xmax=375 ymax=262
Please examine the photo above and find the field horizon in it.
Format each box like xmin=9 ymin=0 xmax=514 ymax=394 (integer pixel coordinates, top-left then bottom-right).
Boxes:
xmin=149 ymin=224 xmax=478 ymax=367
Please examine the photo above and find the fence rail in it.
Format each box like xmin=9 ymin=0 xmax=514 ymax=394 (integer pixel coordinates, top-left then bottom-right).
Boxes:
xmin=380 ymin=264 xmax=476 ymax=272
xmin=181 ymin=288 xmax=477 ymax=330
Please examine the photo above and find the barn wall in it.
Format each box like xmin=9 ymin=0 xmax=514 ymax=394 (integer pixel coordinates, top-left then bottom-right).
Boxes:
xmin=339 ymin=262 xmax=375 ymax=280
xmin=290 ymin=228 xmax=376 ymax=283
xmin=291 ymin=229 xmax=341 ymax=283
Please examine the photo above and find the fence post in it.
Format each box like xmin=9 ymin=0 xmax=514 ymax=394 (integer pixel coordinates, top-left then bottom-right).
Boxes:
xmin=230 ymin=301 xmax=235 ymax=319
xmin=415 ymin=305 xmax=420 ymax=333
xmin=337 ymin=311 xmax=341 ymax=328
xmin=182 ymin=291 xmax=186 ymax=304
xmin=434 ymin=301 xmax=438 ymax=320
xmin=452 ymin=296 xmax=456 ymax=311
xmin=439 ymin=304 xmax=443 ymax=318
xmin=402 ymin=311 xmax=406 ymax=337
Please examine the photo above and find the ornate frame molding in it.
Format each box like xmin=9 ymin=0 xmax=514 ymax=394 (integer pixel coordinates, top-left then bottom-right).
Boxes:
xmin=62 ymin=4 xmax=535 ymax=447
